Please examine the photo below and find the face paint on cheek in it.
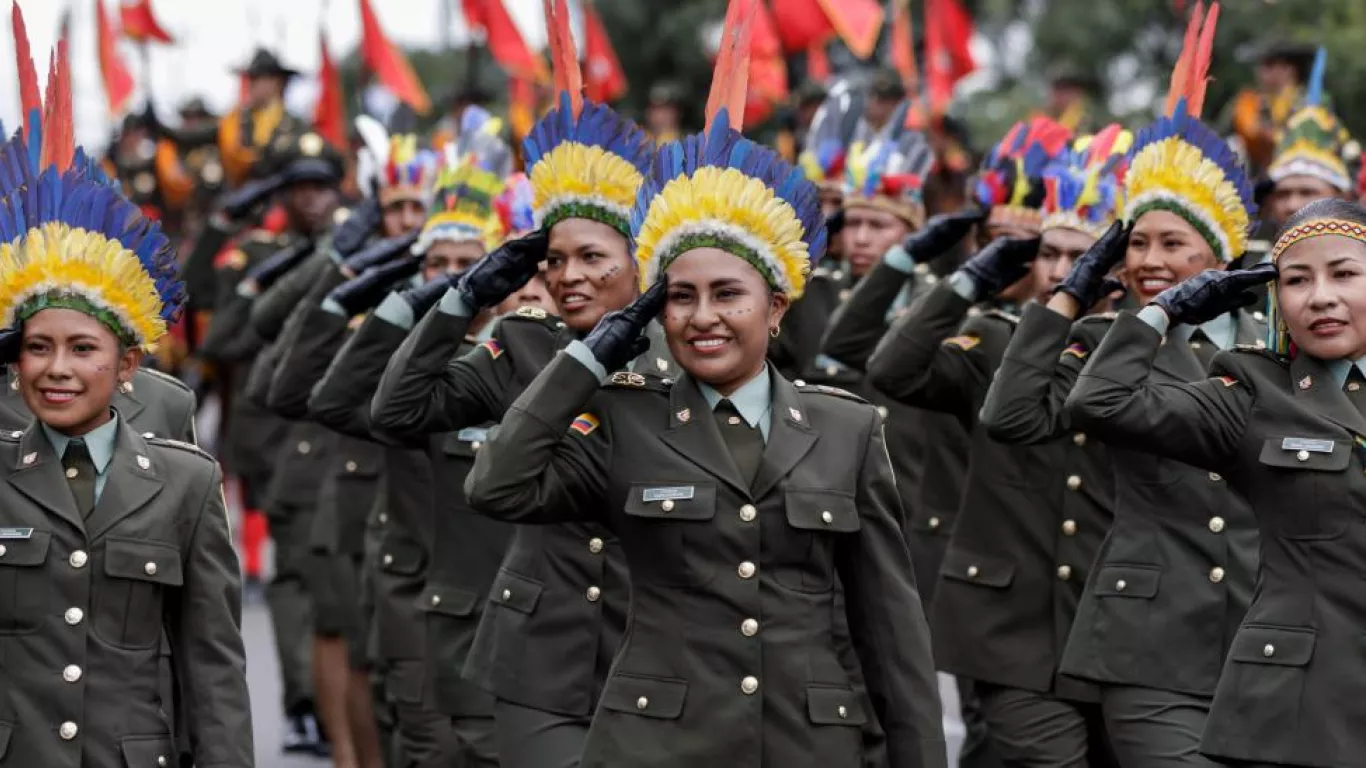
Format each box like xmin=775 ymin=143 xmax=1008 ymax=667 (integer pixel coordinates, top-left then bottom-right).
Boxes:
xmin=594 ymin=265 xmax=623 ymax=286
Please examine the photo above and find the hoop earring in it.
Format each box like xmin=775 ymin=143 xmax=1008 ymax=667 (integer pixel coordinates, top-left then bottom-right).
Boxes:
xmin=769 ymin=326 xmax=780 ymax=339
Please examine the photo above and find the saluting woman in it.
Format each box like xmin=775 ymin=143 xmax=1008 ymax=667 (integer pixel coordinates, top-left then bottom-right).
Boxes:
xmin=462 ymin=23 xmax=944 ymax=767
xmin=0 ymin=32 xmax=251 ymax=768
xmin=1065 ymin=197 xmax=1366 ymax=768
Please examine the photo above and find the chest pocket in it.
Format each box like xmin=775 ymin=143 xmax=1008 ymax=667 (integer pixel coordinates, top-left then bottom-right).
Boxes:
xmin=621 ymin=482 xmax=717 ymax=587
xmin=773 ymin=488 xmax=859 ymax=593
xmin=97 ymin=538 xmax=182 ymax=650
xmin=441 ymin=427 xmax=491 ymax=460
xmin=1257 ymin=437 xmax=1353 ymax=540
xmin=0 ymin=531 xmax=50 ymax=635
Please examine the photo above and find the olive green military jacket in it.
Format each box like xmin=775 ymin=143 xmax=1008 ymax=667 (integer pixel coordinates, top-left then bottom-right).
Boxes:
xmin=0 ymin=420 xmax=250 ymax=768
xmin=1067 ymin=312 xmax=1363 ymax=767
xmin=465 ymin=353 xmax=945 ymax=768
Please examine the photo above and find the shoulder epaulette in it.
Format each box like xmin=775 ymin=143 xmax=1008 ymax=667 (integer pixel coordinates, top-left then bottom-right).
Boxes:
xmin=1231 ymin=344 xmax=1287 ymax=364
xmin=495 ymin=306 xmax=564 ymax=334
xmin=604 ymin=371 xmax=670 ymax=392
xmin=0 ymin=429 xmax=21 ymax=442
xmin=146 ymin=435 xmax=212 ymax=459
xmin=1076 ymin=312 xmax=1118 ymax=326
xmin=983 ymin=308 xmax=1021 ymax=325
xmin=137 ymin=367 xmax=193 ymax=394
xmin=795 ymin=381 xmax=869 ymax=404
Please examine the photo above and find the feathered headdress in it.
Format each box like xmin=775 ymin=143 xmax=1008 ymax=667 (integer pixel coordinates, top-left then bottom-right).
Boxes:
xmin=414 ymin=107 xmax=512 ymax=254
xmin=495 ymin=173 xmax=537 ymax=240
xmin=1123 ymin=2 xmax=1254 ymax=263
xmin=1041 ymin=124 xmax=1132 ymax=238
xmin=843 ymin=112 xmax=935 ymax=228
xmin=974 ymin=116 xmax=1074 ymax=233
xmin=633 ymin=0 xmax=823 ymax=299
xmin=523 ymin=0 xmax=653 ymax=237
xmin=0 ymin=5 xmax=183 ymax=349
xmin=797 ymin=80 xmax=862 ymax=189
xmin=355 ymin=115 xmax=442 ymax=207
xmin=1267 ymin=48 xmax=1354 ymax=193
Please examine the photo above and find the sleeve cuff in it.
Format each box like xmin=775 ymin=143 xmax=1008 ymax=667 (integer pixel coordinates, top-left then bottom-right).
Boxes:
xmin=328 ymin=247 xmax=346 ymax=265
xmin=882 ymin=244 xmax=916 ymax=275
xmin=1136 ymin=305 xmax=1171 ymax=336
xmin=320 ymin=298 xmax=348 ymax=317
xmin=374 ymin=292 xmax=416 ymax=330
xmin=948 ymin=271 xmax=979 ymax=302
xmin=564 ymin=340 xmax=609 ymax=382
xmin=437 ymin=287 xmax=474 ymax=318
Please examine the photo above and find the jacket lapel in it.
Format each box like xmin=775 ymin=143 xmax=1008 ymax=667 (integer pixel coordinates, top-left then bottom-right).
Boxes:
xmin=631 ymin=321 xmax=681 ymax=378
xmin=1290 ymin=354 xmax=1366 ymax=438
xmin=85 ymin=425 xmax=165 ymax=541
xmin=658 ymin=377 xmax=751 ymax=498
xmin=113 ymin=384 xmax=146 ymax=425
xmin=750 ymin=375 xmax=818 ymax=499
xmin=1152 ymin=334 xmax=1206 ymax=382
xmin=1234 ymin=310 xmax=1269 ymax=348
xmin=7 ymin=425 xmax=84 ymax=533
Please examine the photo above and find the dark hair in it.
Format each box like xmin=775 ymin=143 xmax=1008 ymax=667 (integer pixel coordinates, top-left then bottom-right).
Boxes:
xmin=1278 ymin=198 xmax=1366 ymax=238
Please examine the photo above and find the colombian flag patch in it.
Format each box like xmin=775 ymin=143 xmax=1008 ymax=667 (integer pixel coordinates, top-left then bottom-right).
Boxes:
xmin=1061 ymin=343 xmax=1089 ymax=360
xmin=569 ymin=413 xmax=600 ymax=436
xmin=943 ymin=335 xmax=980 ymax=351
xmin=480 ymin=339 xmax=504 ymax=359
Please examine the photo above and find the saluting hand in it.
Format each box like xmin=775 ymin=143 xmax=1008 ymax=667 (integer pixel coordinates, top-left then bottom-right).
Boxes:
xmin=341 ymin=229 xmax=420 ymax=279
xmin=399 ymin=269 xmax=465 ymax=316
xmin=332 ymin=197 xmax=384 ymax=259
xmin=329 ymin=254 xmax=423 ymax=316
xmin=961 ymin=235 xmax=1040 ymax=297
xmin=218 ymin=174 xmax=285 ymax=222
xmin=241 ymin=238 xmax=316 ymax=294
xmin=456 ymin=229 xmax=549 ymax=310
xmin=903 ymin=207 xmax=987 ymax=262
xmin=584 ymin=277 xmax=669 ymax=373
xmin=1151 ymin=262 xmax=1278 ymax=327
xmin=1054 ymin=220 xmax=1130 ymax=310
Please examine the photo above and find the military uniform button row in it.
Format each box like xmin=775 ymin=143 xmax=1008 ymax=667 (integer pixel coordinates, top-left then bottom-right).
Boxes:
xmin=1073 ymin=432 xmax=1086 ymax=446
xmin=65 ymin=607 xmax=83 ymax=625
xmin=1057 ymin=565 xmax=1072 ymax=580
xmin=586 ymin=586 xmax=601 ymax=602
xmin=63 ymin=664 xmax=82 ymax=683
xmin=739 ymin=504 xmax=756 ymax=522
xmin=1062 ymin=519 xmax=1077 ymax=536
xmin=1066 ymin=475 xmax=1082 ymax=491
xmin=928 ymin=516 xmax=941 ymax=530
xmin=741 ymin=676 xmax=759 ymax=695
xmin=378 ymin=513 xmax=388 ymax=524
xmin=70 ymin=550 xmax=88 ymax=569
xmin=741 ymin=618 xmax=759 ymax=637
xmin=1209 ymin=516 xmax=1225 ymax=533
xmin=59 ymin=721 xmax=78 ymax=740
xmin=1210 ymin=567 xmax=1225 ymax=583
xmin=589 ymin=537 xmax=604 ymax=553
xmin=738 ymin=561 xmax=756 ymax=579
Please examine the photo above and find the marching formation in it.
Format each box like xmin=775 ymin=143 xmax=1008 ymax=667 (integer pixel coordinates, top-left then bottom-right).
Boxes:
xmin=2 ymin=1 xmax=1366 ymax=768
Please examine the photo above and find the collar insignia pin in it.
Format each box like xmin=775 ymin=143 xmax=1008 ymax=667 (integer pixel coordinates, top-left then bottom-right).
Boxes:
xmin=1299 ymin=375 xmax=1313 ymax=390
xmin=789 ymin=408 xmax=802 ymax=422
xmin=137 ymin=456 xmax=150 ymax=470
xmin=21 ymin=452 xmax=35 ymax=465
xmin=677 ymin=408 xmax=690 ymax=423
xmin=655 ymin=358 xmax=668 ymax=372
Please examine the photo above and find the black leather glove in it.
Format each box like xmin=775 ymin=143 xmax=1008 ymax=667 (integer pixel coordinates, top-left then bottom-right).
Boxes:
xmin=218 ymin=175 xmax=285 ymax=221
xmin=456 ymin=230 xmax=549 ymax=310
xmin=902 ymin=207 xmax=987 ymax=262
xmin=243 ymin=238 xmax=315 ymax=291
xmin=398 ymin=271 xmax=463 ymax=317
xmin=332 ymin=197 xmax=383 ymax=259
xmin=341 ymin=230 xmax=420 ymax=278
xmin=0 ymin=327 xmax=19 ymax=365
xmin=960 ymin=236 xmax=1040 ymax=297
xmin=1053 ymin=220 xmax=1130 ymax=309
xmin=1151 ymin=263 xmax=1277 ymax=327
xmin=583 ymin=277 xmax=669 ymax=373
xmin=328 ymin=257 xmax=422 ymax=316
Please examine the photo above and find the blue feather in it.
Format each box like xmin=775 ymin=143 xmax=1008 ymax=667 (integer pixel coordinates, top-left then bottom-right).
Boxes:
xmin=1306 ymin=46 xmax=1326 ymax=107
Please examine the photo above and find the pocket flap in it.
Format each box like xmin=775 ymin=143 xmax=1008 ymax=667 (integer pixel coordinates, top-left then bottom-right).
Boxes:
xmin=488 ymin=569 xmax=542 ymax=615
xmin=1230 ymin=625 xmax=1316 ymax=667
xmin=119 ymin=734 xmax=175 ymax=768
xmin=806 ymin=685 xmax=868 ymax=726
xmin=379 ymin=537 xmax=425 ymax=577
xmin=784 ymin=489 xmax=861 ymax=533
xmin=599 ymin=673 xmax=688 ymax=720
xmin=0 ymin=720 xmax=11 ymax=759
xmin=624 ymin=482 xmax=716 ymax=521
xmin=0 ymin=530 xmax=49 ymax=567
xmin=104 ymin=538 xmax=182 ymax=586
xmin=1258 ymin=438 xmax=1352 ymax=472
xmin=417 ymin=584 xmax=479 ymax=617
xmin=940 ymin=548 xmax=1014 ymax=589
xmin=1093 ymin=564 xmax=1161 ymax=599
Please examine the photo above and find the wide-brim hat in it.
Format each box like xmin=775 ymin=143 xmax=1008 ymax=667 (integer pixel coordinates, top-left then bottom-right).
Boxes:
xmin=234 ymin=49 xmax=300 ymax=79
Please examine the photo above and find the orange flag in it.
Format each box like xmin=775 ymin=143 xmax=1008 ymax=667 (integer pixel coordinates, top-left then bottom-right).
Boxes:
xmin=924 ymin=0 xmax=975 ymax=115
xmin=95 ymin=0 xmax=135 ymax=115
xmin=890 ymin=0 xmax=917 ymax=89
xmin=771 ymin=0 xmax=882 ymax=59
xmin=358 ymin=0 xmax=432 ymax=114
xmin=119 ymin=0 xmax=173 ymax=44
xmin=314 ymin=31 xmax=346 ymax=148
xmin=582 ymin=0 xmax=626 ymax=103
xmin=463 ymin=0 xmax=548 ymax=83
xmin=745 ymin=1 xmax=787 ymax=125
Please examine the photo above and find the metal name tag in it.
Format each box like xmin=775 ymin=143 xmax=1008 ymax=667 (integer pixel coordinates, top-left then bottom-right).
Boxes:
xmin=1282 ymin=437 xmax=1335 ymax=454
xmin=457 ymin=427 xmax=490 ymax=443
xmin=0 ymin=527 xmax=33 ymax=539
xmin=642 ymin=486 xmax=695 ymax=503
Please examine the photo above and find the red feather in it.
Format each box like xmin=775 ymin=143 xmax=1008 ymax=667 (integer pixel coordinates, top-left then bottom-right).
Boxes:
xmin=41 ymin=39 xmax=75 ymax=172
xmin=1026 ymin=117 xmax=1072 ymax=159
xmin=1164 ymin=0 xmax=1203 ymax=115
xmin=543 ymin=0 xmax=582 ymax=117
xmin=12 ymin=3 xmax=40 ymax=140
xmin=705 ymin=0 xmax=755 ymax=133
xmin=1186 ymin=2 xmax=1219 ymax=117
xmin=1085 ymin=123 xmax=1122 ymax=166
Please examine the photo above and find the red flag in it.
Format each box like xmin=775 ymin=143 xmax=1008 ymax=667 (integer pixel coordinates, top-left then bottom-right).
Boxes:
xmin=745 ymin=0 xmax=787 ymax=125
xmin=358 ymin=0 xmax=432 ymax=114
xmin=890 ymin=0 xmax=917 ymax=89
xmin=463 ymin=0 xmax=548 ymax=83
xmin=806 ymin=39 xmax=830 ymax=82
xmin=771 ymin=0 xmax=882 ymax=59
xmin=582 ymin=0 xmax=626 ymax=103
xmin=95 ymin=0 xmax=135 ymax=115
xmin=314 ymin=32 xmax=346 ymax=148
xmin=924 ymin=0 xmax=975 ymax=115
xmin=119 ymin=0 xmax=173 ymax=44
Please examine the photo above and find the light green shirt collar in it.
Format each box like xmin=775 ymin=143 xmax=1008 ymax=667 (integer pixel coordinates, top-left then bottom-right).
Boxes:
xmin=1326 ymin=358 xmax=1366 ymax=389
xmin=42 ymin=411 xmax=119 ymax=474
xmin=697 ymin=366 xmax=773 ymax=442
xmin=1171 ymin=312 xmax=1235 ymax=351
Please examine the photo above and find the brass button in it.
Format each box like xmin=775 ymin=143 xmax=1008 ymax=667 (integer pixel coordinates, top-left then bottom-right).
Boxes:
xmin=661 ymin=499 xmax=675 ymax=513
xmin=820 ymin=511 xmax=834 ymax=525
xmin=1209 ymin=516 xmax=1225 ymax=533
xmin=876 ymin=405 xmax=889 ymax=419
xmin=737 ymin=561 xmax=756 ymax=579
xmin=431 ymin=595 xmax=441 ymax=606
xmin=1351 ymin=382 xmax=1361 ymax=392
xmin=144 ymin=562 xmax=157 ymax=576
xmin=65 ymin=467 xmax=78 ymax=479
xmin=0 ymin=545 xmax=5 ymax=557
xmin=589 ymin=537 xmax=604 ymax=554
xmin=1254 ymin=311 xmax=1266 ymax=322
xmin=1072 ymin=432 xmax=1086 ymax=447
xmin=586 ymin=586 xmax=601 ymax=602
xmin=345 ymin=461 xmax=358 ymax=473
xmin=966 ymin=565 xmax=979 ymax=578
xmin=472 ymin=441 xmax=482 ymax=451
xmin=158 ymin=757 xmax=168 ymax=768
xmin=383 ymin=554 xmax=394 ymax=566
xmin=1066 ymin=475 xmax=1082 ymax=491
xmin=1208 ymin=472 xmax=1222 ymax=482
xmin=740 ymin=676 xmax=759 ymax=695
xmin=1296 ymin=450 xmax=1309 ymax=462
xmin=1263 ymin=644 xmax=1275 ymax=658
xmin=928 ymin=516 xmax=941 ymax=530
xmin=65 ymin=607 xmax=83 ymax=625
xmin=501 ymin=589 xmax=512 ymax=601
xmin=1209 ymin=567 xmax=1225 ymax=583
xmin=63 ymin=664 xmax=82 ymax=683
xmin=70 ymin=550 xmax=88 ymax=568
xmin=739 ymin=504 xmax=757 ymax=522
xmin=838 ymin=705 xmax=848 ymax=719
xmin=1115 ymin=579 xmax=1127 ymax=592
xmin=636 ymin=696 xmax=649 ymax=710
xmin=59 ymin=721 xmax=78 ymax=740
xmin=741 ymin=618 xmax=759 ymax=637
xmin=825 ymin=365 xmax=839 ymax=376
xmin=298 ymin=441 xmax=311 ymax=454
xmin=378 ymin=513 xmax=388 ymax=524
xmin=1061 ymin=520 xmax=1077 ymax=536
xmin=1057 ymin=565 xmax=1072 ymax=580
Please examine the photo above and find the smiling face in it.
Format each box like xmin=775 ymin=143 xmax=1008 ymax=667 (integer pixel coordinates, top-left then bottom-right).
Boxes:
xmin=841 ymin=205 xmax=910 ymax=278
xmin=1276 ymin=235 xmax=1366 ymax=360
xmin=19 ymin=309 xmax=141 ymax=436
xmin=663 ymin=248 xmax=789 ymax=396
xmin=545 ymin=218 xmax=638 ymax=333
xmin=1124 ymin=209 xmax=1221 ymax=305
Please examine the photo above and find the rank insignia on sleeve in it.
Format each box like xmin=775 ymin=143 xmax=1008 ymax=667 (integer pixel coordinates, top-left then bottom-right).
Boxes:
xmin=943 ymin=335 xmax=980 ymax=351
xmin=1216 ymin=376 xmax=1238 ymax=387
xmin=516 ymin=306 xmax=548 ymax=320
xmin=1061 ymin=343 xmax=1089 ymax=360
xmin=480 ymin=339 xmax=504 ymax=359
xmin=569 ymin=413 xmax=600 ymax=436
